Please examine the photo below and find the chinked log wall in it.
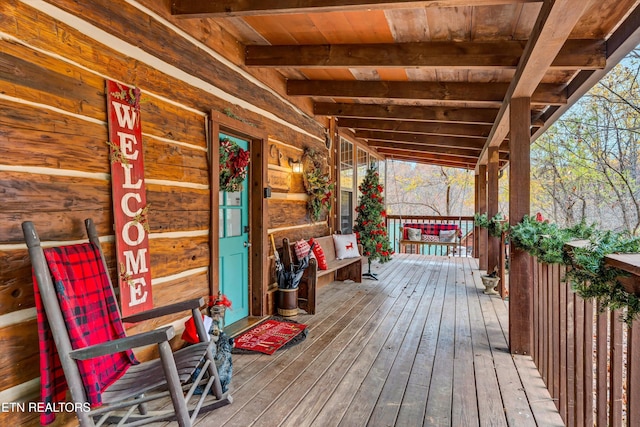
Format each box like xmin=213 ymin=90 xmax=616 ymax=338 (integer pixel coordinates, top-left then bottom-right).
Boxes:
xmin=0 ymin=0 xmax=329 ymax=424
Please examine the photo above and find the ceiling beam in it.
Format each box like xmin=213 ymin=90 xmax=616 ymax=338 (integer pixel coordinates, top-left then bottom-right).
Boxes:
xmin=171 ymin=0 xmax=541 ymax=18
xmin=478 ymin=0 xmax=592 ymax=166
xmin=246 ymin=39 xmax=605 ymax=70
xmin=338 ymin=118 xmax=492 ymax=138
xmin=369 ymin=140 xmax=509 ymax=159
xmin=386 ymin=156 xmax=477 ymax=170
xmin=288 ymin=80 xmax=566 ymax=106
xmin=315 ymin=103 xmax=500 ymax=124
xmin=377 ymin=150 xmax=481 ymax=169
xmin=366 ymin=141 xmax=482 ymax=158
xmin=356 ymin=130 xmax=486 ymax=150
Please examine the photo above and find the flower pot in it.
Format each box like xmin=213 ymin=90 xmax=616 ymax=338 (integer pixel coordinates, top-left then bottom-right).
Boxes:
xmin=277 ymin=288 xmax=299 ymax=317
xmin=481 ymin=275 xmax=500 ymax=295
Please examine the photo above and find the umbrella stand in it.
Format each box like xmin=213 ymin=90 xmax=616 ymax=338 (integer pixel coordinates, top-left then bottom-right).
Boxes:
xmin=276 ymin=241 xmax=315 ymax=316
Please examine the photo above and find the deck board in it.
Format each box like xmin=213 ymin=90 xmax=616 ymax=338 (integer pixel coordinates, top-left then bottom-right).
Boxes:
xmin=190 ymin=254 xmax=564 ymax=427
xmin=283 ymin=260 xmax=416 ymax=426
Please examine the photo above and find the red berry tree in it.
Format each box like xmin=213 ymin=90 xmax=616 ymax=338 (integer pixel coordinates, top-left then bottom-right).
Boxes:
xmin=353 ymin=163 xmax=393 ymax=279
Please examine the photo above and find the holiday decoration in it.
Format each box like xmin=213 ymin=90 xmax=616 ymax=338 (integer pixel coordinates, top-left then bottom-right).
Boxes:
xmin=302 ymin=149 xmax=334 ymax=222
xmin=208 ymin=292 xmax=232 ymax=335
xmin=353 ymin=163 xmax=393 ymax=279
xmin=219 ymin=138 xmax=250 ymax=192
xmin=106 ymin=80 xmax=153 ymax=316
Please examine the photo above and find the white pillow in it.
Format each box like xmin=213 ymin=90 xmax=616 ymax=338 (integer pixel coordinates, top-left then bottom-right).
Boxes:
xmin=439 ymin=230 xmax=457 ymax=243
xmin=406 ymin=227 xmax=422 ymax=241
xmin=332 ymin=233 xmax=361 ymax=259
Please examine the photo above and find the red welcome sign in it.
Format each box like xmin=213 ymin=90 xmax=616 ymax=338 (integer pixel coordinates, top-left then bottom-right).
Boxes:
xmin=106 ymin=80 xmax=153 ymax=317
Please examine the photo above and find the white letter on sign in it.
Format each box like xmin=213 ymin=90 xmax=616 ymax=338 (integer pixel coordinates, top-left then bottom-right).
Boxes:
xmin=120 ymin=164 xmax=142 ymax=189
xmin=121 ymin=193 xmax=142 ymax=217
xmin=129 ymin=277 xmax=148 ymax=306
xmin=123 ymin=249 xmax=149 ymax=275
xmin=117 ymin=132 xmax=139 ymax=160
xmin=112 ymin=102 xmax=138 ymax=130
xmin=122 ymin=221 xmax=145 ymax=246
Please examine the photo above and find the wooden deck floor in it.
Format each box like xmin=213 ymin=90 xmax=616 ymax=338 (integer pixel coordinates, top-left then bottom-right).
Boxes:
xmin=198 ymin=254 xmax=563 ymax=427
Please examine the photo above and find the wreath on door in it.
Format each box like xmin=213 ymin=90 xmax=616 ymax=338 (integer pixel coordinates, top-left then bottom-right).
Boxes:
xmin=219 ymin=138 xmax=250 ymax=192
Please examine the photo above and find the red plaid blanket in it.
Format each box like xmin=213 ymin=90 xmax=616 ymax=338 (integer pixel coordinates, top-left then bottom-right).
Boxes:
xmin=34 ymin=243 xmax=137 ymax=425
xmin=402 ymin=223 xmax=459 ymax=239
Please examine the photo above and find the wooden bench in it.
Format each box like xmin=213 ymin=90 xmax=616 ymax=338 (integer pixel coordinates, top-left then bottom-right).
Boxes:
xmin=399 ymin=223 xmax=461 ymax=254
xmin=282 ymin=236 xmax=363 ymax=314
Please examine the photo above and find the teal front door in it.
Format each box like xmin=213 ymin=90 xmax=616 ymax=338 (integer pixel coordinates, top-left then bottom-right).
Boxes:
xmin=219 ymin=134 xmax=250 ymax=326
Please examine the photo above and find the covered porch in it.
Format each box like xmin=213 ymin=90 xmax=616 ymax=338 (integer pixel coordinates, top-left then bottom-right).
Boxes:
xmin=3 ymin=1 xmax=640 ymax=425
xmin=209 ymin=254 xmax=562 ymax=426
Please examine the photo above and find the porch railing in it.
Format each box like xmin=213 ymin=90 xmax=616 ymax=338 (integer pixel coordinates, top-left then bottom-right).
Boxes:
xmin=386 ymin=215 xmax=475 ymax=257
xmin=532 ymin=247 xmax=640 ymax=426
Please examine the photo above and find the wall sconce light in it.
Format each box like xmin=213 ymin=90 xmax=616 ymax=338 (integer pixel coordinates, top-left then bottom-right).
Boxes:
xmin=289 ymin=158 xmax=303 ymax=174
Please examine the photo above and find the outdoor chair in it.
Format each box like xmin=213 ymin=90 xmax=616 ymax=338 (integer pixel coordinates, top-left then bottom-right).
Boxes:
xmin=23 ymin=219 xmax=232 ymax=427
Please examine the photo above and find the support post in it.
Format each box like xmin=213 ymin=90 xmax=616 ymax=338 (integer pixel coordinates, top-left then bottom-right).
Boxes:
xmin=477 ymin=165 xmax=488 ymax=271
xmin=509 ymin=97 xmax=532 ymax=354
xmin=487 ymin=147 xmax=500 ymax=275
xmin=474 ymin=170 xmax=480 ymax=260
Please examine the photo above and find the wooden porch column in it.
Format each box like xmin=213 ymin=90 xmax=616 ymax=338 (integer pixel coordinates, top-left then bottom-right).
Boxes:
xmin=474 ymin=170 xmax=479 ymax=260
xmin=477 ymin=165 xmax=488 ymax=270
xmin=509 ymin=97 xmax=532 ymax=354
xmin=487 ymin=147 xmax=500 ymax=274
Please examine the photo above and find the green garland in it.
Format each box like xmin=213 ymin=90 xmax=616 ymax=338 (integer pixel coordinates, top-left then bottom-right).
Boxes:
xmin=477 ymin=212 xmax=640 ymax=324
xmin=565 ymin=231 xmax=640 ymax=324
xmin=474 ymin=212 xmax=509 ymax=238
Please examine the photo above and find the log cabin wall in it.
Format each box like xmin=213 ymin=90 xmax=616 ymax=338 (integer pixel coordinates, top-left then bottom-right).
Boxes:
xmin=0 ymin=0 xmax=330 ymax=423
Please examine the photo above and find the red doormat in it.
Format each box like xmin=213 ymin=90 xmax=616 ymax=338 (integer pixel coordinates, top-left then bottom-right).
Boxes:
xmin=233 ymin=319 xmax=307 ymax=355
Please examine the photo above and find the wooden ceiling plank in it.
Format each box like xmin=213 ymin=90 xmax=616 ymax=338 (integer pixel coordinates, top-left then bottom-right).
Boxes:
xmin=314 ymin=102 xmax=500 ymax=124
xmin=171 ymin=1 xmax=543 ymax=18
xmin=288 ymin=80 xmax=566 ymax=105
xmin=479 ymin=0 xmax=592 ymax=166
xmin=384 ymin=8 xmax=430 ymax=43
xmin=357 ymin=130 xmax=485 ymax=149
xmin=245 ymin=39 xmax=604 ymax=69
xmin=338 ymin=117 xmax=492 ymax=138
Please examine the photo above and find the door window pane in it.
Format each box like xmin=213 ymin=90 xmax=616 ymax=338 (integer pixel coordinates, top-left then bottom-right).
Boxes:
xmin=226 ymin=209 xmax=242 ymax=237
xmin=226 ymin=191 xmax=242 ymax=206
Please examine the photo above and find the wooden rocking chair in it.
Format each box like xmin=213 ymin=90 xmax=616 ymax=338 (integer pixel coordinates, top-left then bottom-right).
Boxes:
xmin=23 ymin=219 xmax=232 ymax=426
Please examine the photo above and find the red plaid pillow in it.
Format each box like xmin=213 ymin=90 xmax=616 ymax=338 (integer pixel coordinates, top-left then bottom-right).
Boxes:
xmin=294 ymin=239 xmax=316 ymax=262
xmin=308 ymin=238 xmax=328 ymax=270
